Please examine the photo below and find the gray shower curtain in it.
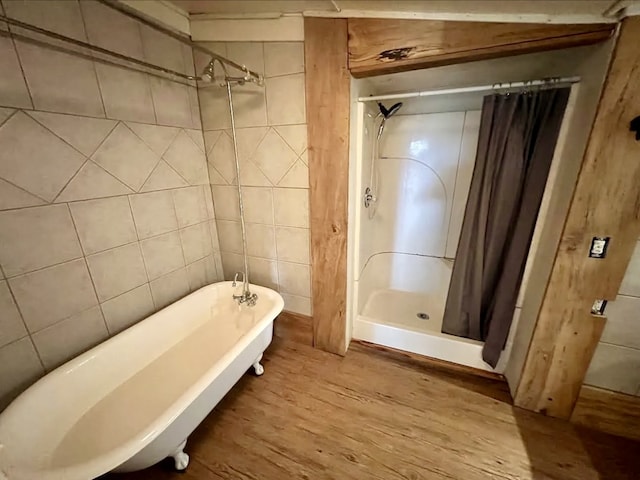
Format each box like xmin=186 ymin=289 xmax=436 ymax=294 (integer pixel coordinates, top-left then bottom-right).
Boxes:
xmin=441 ymin=87 xmax=570 ymax=367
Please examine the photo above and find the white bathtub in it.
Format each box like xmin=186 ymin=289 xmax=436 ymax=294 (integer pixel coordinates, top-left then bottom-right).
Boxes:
xmin=0 ymin=281 xmax=284 ymax=480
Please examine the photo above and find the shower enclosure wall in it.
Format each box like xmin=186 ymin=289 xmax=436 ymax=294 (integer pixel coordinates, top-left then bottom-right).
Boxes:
xmin=348 ymin=44 xmax=613 ymax=373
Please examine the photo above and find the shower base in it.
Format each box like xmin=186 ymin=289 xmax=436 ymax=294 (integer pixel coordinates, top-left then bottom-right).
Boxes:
xmin=353 ymin=289 xmax=502 ymax=373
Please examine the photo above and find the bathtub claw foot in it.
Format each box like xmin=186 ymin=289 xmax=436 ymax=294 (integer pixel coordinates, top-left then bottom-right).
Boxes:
xmin=252 ymin=354 xmax=264 ymax=376
xmin=171 ymin=441 xmax=189 ymax=471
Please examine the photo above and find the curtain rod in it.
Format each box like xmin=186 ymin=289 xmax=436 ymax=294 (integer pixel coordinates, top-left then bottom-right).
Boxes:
xmin=98 ymin=0 xmax=263 ymax=85
xmin=358 ymin=77 xmax=581 ymax=102
xmin=0 ymin=4 xmax=263 ymax=87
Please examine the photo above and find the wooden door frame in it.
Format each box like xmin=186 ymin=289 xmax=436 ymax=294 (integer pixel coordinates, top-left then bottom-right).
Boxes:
xmin=305 ymin=15 xmax=640 ymax=420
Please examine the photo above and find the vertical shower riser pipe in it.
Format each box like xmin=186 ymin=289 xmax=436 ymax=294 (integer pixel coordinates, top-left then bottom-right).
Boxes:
xmin=226 ymin=80 xmax=251 ymax=298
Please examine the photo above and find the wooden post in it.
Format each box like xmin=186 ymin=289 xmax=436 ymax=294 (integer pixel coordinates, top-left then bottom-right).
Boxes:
xmin=514 ymin=17 xmax=640 ymax=418
xmin=304 ymin=18 xmax=350 ymax=355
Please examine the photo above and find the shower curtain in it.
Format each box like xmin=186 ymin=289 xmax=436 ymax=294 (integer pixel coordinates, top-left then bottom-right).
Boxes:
xmin=441 ymin=87 xmax=570 ymax=367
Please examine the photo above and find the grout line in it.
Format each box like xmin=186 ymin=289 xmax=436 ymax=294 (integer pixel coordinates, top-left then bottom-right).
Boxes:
xmin=8 ymin=30 xmax=35 ymax=110
xmin=0 ymin=174 xmax=49 ymax=205
xmin=78 ymin=3 xmax=108 ymax=120
xmin=0 ymin=106 xmax=18 ymax=129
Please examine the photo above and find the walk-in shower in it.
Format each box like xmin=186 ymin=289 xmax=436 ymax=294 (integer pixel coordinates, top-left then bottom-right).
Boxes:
xmin=348 ymin=49 xmax=592 ymax=372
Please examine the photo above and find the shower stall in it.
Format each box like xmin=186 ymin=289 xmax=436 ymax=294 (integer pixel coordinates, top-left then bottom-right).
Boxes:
xmin=347 ymin=45 xmax=613 ymax=372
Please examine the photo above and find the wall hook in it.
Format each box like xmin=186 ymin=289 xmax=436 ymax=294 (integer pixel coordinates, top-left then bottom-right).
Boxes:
xmin=630 ymin=116 xmax=640 ymax=140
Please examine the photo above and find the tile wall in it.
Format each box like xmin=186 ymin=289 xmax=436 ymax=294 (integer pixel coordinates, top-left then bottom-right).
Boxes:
xmin=585 ymin=238 xmax=640 ymax=396
xmin=0 ymin=0 xmax=221 ymax=409
xmin=197 ymin=41 xmax=312 ymax=317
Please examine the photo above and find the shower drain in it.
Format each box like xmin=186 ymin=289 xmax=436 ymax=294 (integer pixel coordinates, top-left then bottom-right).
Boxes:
xmin=416 ymin=312 xmax=429 ymax=320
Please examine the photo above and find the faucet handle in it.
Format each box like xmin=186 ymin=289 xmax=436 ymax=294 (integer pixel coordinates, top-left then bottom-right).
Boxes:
xmin=232 ymin=271 xmax=245 ymax=287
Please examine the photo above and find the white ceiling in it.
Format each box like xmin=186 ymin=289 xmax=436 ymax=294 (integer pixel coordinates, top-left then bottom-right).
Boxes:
xmin=170 ymin=0 xmax=623 ymax=20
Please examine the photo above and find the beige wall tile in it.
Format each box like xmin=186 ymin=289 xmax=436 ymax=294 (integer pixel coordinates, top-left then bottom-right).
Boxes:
xmin=264 ymin=42 xmax=304 ymax=78
xmin=278 ymin=160 xmax=309 ymax=188
xmin=209 ymin=219 xmax=221 ymax=252
xmin=81 ymin=0 xmax=144 ymax=59
xmin=9 ymin=259 xmax=98 ymax=332
xmin=150 ymin=267 xmax=190 ymax=309
xmin=4 ymin=0 xmax=87 ymax=41
xmin=27 ymin=111 xmax=116 ymax=158
xmin=280 ymin=293 xmax=311 ymax=316
xmin=163 ymin=131 xmax=208 ymax=185
xmin=130 ymin=190 xmax=178 ymax=239
xmin=619 ymin=241 xmax=640 ymax=297
xmin=0 ymin=204 xmax=82 ymax=277
xmin=0 ymin=112 xmax=87 ymax=202
xmin=70 ymin=196 xmax=137 ymax=255
xmin=15 ymin=41 xmax=104 ymax=117
xmin=230 ymin=83 xmax=268 ymax=128
xmin=208 ymin=132 xmax=236 ymax=183
xmin=149 ymin=78 xmax=192 ymax=128
xmin=600 ymin=295 xmax=640 ymax=349
xmin=585 ymin=343 xmax=640 ymax=395
xmin=252 ymin=129 xmax=297 ymax=184
xmin=186 ymin=257 xmax=208 ymax=291
xmin=32 ymin=306 xmax=108 ymax=371
xmin=199 ymin=87 xmax=231 ymax=131
xmin=226 ymin=43 xmax=265 ymax=74
xmin=180 ymin=222 xmax=211 ymax=264
xmin=242 ymin=187 xmax=273 ymax=224
xmin=211 ymin=185 xmax=240 ymax=220
xmin=0 ymin=178 xmax=44 ymax=211
xmin=0 ymin=280 xmax=27 ymax=348
xmin=203 ymin=184 xmax=215 ymax=219
xmin=0 ymin=337 xmax=44 ymax=410
xmin=217 ymin=220 xmax=243 ymax=254
xmin=248 ymin=256 xmax=278 ymax=290
xmin=86 ymin=243 xmax=148 ymax=302
xmin=95 ymin=65 xmax=156 ymax=124
xmin=56 ymin=161 xmax=133 ymax=203
xmin=0 ymin=37 xmax=32 ymax=109
xmin=275 ymin=226 xmax=310 ymax=264
xmin=126 ymin=122 xmax=179 ymax=157
xmin=140 ymin=161 xmax=188 ymax=192
xmin=101 ymin=283 xmax=154 ymax=335
xmin=188 ymin=86 xmax=202 ymax=130
xmin=273 ymin=188 xmax=309 ymax=228
xmin=278 ymin=261 xmax=310 ymax=297
xmin=220 ymin=252 xmax=243 ymax=280
xmin=266 ymin=74 xmax=306 ymax=125
xmin=172 ymin=186 xmax=208 ymax=228
xmin=140 ymin=231 xmax=185 ymax=280
xmin=246 ymin=223 xmax=276 ymax=259
xmin=92 ymin=123 xmax=160 ymax=191
xmin=275 ymin=124 xmax=307 ymax=156
xmin=235 ymin=127 xmax=268 ymax=161
xmin=140 ymin=24 xmax=187 ymax=75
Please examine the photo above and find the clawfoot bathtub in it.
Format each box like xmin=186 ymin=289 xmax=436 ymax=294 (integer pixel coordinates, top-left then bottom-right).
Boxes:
xmin=0 ymin=281 xmax=283 ymax=480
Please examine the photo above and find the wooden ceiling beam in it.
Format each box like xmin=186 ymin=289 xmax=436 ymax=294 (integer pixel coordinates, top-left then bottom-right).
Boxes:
xmin=347 ymin=18 xmax=615 ymax=77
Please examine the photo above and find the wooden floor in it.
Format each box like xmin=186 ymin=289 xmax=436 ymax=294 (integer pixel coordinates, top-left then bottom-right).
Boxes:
xmin=105 ymin=316 xmax=640 ymax=480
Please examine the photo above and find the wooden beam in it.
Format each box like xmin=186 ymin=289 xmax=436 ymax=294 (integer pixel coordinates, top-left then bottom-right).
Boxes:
xmin=571 ymin=386 xmax=640 ymax=442
xmin=347 ymin=18 xmax=615 ymax=77
xmin=304 ymin=17 xmax=350 ymax=355
xmin=514 ymin=17 xmax=640 ymax=419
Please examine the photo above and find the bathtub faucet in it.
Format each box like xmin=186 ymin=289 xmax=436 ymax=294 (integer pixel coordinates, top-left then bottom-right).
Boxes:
xmin=232 ymin=272 xmax=258 ymax=306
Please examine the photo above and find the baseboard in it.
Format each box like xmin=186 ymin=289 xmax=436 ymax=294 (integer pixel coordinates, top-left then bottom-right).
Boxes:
xmin=351 ymin=339 xmax=506 ymax=382
xmin=571 ymin=385 xmax=640 ymax=441
xmin=274 ymin=310 xmax=313 ymax=345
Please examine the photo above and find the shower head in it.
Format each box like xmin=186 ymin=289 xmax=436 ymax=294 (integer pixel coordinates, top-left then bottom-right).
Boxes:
xmin=378 ymin=102 xmax=403 ymax=119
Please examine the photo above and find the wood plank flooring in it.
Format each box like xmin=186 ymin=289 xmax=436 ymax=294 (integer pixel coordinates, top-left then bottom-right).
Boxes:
xmin=105 ymin=317 xmax=640 ymax=480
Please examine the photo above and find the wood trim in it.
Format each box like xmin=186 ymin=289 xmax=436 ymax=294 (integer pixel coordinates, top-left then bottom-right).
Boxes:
xmin=514 ymin=16 xmax=640 ymax=419
xmin=304 ymin=18 xmax=350 ymax=355
xmin=275 ymin=311 xmax=313 ymax=345
xmin=352 ymin=340 xmax=506 ymax=382
xmin=347 ymin=18 xmax=615 ymax=78
xmin=571 ymin=386 xmax=640 ymax=442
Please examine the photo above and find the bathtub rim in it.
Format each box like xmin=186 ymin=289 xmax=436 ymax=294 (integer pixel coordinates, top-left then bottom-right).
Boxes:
xmin=0 ymin=281 xmax=284 ymax=480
